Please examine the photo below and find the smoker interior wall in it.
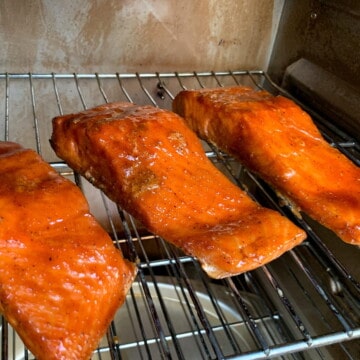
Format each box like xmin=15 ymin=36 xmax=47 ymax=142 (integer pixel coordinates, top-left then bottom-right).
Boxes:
xmin=267 ymin=0 xmax=360 ymax=138
xmin=0 ymin=0 xmax=283 ymax=74
xmin=268 ymin=0 xmax=360 ymax=89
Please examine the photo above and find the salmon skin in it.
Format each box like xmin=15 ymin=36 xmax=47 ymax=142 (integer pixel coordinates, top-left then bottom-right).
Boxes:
xmin=173 ymin=86 xmax=360 ymax=245
xmin=51 ymin=102 xmax=306 ymax=279
xmin=0 ymin=142 xmax=137 ymax=360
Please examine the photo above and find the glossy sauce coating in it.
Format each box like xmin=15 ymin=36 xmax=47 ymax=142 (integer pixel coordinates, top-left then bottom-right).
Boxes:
xmin=173 ymin=86 xmax=360 ymax=245
xmin=0 ymin=142 xmax=136 ymax=360
xmin=51 ymin=103 xmax=306 ymax=278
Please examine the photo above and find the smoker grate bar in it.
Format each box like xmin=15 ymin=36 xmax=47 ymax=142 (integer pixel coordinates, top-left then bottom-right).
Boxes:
xmin=0 ymin=70 xmax=359 ymax=360
xmin=225 ymin=330 xmax=360 ymax=360
xmin=0 ymin=70 xmax=261 ymax=81
xmin=107 ymin=316 xmax=277 ymax=352
xmin=289 ymin=250 xmax=355 ymax=335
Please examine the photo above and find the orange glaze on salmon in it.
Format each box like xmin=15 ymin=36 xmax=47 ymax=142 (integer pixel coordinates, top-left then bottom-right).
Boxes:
xmin=173 ymin=86 xmax=360 ymax=245
xmin=0 ymin=142 xmax=136 ymax=360
xmin=51 ymin=102 xmax=306 ymax=279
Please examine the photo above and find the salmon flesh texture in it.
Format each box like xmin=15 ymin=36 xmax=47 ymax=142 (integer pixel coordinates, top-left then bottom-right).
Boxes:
xmin=173 ymin=86 xmax=360 ymax=245
xmin=0 ymin=141 xmax=137 ymax=360
xmin=51 ymin=102 xmax=306 ymax=279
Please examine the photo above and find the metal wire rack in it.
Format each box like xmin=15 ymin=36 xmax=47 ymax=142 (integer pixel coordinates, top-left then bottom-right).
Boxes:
xmin=0 ymin=70 xmax=359 ymax=360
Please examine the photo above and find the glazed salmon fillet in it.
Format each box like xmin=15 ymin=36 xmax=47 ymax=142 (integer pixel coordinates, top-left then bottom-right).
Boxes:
xmin=173 ymin=86 xmax=360 ymax=245
xmin=0 ymin=142 xmax=136 ymax=360
xmin=51 ymin=102 xmax=306 ymax=279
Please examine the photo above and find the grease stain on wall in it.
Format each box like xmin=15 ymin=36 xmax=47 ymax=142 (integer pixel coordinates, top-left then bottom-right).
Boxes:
xmin=0 ymin=0 xmax=282 ymax=73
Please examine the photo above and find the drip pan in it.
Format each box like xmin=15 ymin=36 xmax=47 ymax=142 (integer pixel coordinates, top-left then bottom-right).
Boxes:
xmin=95 ymin=277 xmax=284 ymax=359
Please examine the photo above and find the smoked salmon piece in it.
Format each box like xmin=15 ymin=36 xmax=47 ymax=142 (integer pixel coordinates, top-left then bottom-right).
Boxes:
xmin=0 ymin=142 xmax=136 ymax=360
xmin=173 ymin=86 xmax=360 ymax=245
xmin=51 ymin=102 xmax=306 ymax=279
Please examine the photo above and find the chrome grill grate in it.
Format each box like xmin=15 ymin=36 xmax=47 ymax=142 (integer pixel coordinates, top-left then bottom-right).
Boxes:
xmin=0 ymin=71 xmax=359 ymax=359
